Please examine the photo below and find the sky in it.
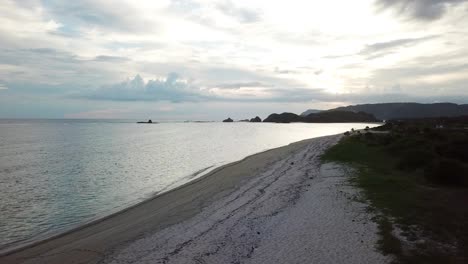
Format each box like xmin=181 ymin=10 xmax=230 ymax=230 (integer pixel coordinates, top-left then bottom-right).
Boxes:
xmin=0 ymin=0 xmax=467 ymax=120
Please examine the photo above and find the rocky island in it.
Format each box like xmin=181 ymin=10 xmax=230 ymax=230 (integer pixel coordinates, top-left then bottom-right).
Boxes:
xmin=137 ymin=119 xmax=156 ymax=124
xmin=249 ymin=116 xmax=262 ymax=122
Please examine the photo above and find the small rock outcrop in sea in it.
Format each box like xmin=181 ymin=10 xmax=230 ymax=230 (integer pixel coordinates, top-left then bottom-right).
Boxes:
xmin=250 ymin=116 xmax=262 ymax=122
xmin=223 ymin=117 xmax=234 ymax=122
xmin=137 ymin=119 xmax=155 ymax=124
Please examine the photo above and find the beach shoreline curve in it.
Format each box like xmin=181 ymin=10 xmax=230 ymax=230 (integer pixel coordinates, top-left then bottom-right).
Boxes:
xmin=0 ymin=135 xmax=332 ymax=264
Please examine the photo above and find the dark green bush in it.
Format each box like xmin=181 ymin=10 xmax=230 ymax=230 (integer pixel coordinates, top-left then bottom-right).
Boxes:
xmin=385 ymin=136 xmax=424 ymax=154
xmin=374 ymin=134 xmax=396 ymax=146
xmin=436 ymin=141 xmax=468 ymax=162
xmin=424 ymin=158 xmax=468 ymax=186
xmin=397 ymin=149 xmax=434 ymax=171
xmin=372 ymin=123 xmax=393 ymax=131
xmin=425 ymin=130 xmax=448 ymax=141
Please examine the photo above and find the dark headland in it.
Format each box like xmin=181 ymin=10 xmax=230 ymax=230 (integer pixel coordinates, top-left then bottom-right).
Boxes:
xmin=263 ymin=110 xmax=380 ymax=123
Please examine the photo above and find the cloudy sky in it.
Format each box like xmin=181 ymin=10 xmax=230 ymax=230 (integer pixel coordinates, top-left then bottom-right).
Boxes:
xmin=0 ymin=0 xmax=467 ymax=119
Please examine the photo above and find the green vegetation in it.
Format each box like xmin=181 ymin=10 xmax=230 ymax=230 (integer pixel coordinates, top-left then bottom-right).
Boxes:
xmin=323 ymin=119 xmax=468 ymax=263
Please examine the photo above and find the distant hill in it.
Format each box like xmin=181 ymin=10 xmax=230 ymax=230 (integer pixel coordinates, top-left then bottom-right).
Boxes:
xmin=263 ymin=111 xmax=379 ymax=123
xmin=329 ymin=103 xmax=468 ymax=120
xmin=300 ymin=109 xmax=322 ymax=117
xmin=263 ymin=113 xmax=304 ymax=123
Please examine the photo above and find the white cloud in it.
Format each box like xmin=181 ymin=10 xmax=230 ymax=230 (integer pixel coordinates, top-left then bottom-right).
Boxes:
xmin=1 ymin=0 xmax=468 ymax=118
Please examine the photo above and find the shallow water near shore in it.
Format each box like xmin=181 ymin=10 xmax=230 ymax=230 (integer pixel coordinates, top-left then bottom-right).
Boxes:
xmin=0 ymin=120 xmax=377 ymax=251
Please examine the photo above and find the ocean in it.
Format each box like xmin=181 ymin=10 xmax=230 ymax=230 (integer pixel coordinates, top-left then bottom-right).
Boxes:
xmin=0 ymin=119 xmax=377 ymax=251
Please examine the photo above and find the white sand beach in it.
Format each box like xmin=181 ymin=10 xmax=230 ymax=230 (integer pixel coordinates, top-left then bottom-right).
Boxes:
xmin=1 ymin=135 xmax=389 ymax=264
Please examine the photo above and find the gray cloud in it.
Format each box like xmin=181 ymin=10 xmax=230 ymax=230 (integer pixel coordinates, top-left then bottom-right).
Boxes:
xmin=42 ymin=0 xmax=154 ymax=33
xmin=0 ymin=48 xmax=133 ymax=87
xmin=364 ymin=51 xmax=468 ymax=96
xmin=84 ymin=73 xmax=205 ymax=102
xmin=93 ymin=55 xmax=131 ymax=62
xmin=274 ymin=67 xmax=298 ymax=74
xmin=367 ymin=48 xmax=468 ymax=83
xmin=271 ymin=87 xmax=468 ymax=105
xmin=322 ymin=54 xmax=354 ymax=59
xmin=120 ymin=59 xmax=305 ymax=94
xmin=216 ymin=0 xmax=261 ymax=23
xmin=0 ymin=48 xmax=80 ymax=74
xmin=80 ymin=72 xmax=319 ymax=103
xmin=168 ymin=0 xmax=261 ymax=34
xmin=214 ymin=81 xmax=271 ymax=89
xmin=78 ymin=72 xmax=468 ymax=105
xmin=360 ymin=36 xmax=437 ymax=59
xmin=375 ymin=0 xmax=468 ymax=21
xmin=168 ymin=0 xmax=202 ymax=12
xmin=373 ymin=63 xmax=468 ymax=80
xmin=0 ymin=48 xmax=92 ymax=66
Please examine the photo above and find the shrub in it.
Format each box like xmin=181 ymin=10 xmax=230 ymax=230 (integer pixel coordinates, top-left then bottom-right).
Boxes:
xmin=365 ymin=133 xmax=395 ymax=146
xmin=435 ymin=136 xmax=468 ymax=162
xmin=424 ymin=158 xmax=468 ymax=186
xmin=385 ymin=136 xmax=428 ymax=155
xmin=372 ymin=123 xmax=393 ymax=131
xmin=425 ymin=129 xmax=447 ymax=141
xmin=396 ymin=149 xmax=434 ymax=171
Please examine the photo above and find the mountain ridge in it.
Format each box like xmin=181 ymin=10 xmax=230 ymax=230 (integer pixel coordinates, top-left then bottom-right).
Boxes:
xmin=263 ymin=111 xmax=379 ymax=123
xmin=327 ymin=102 xmax=468 ymax=120
xmin=300 ymin=109 xmax=322 ymax=117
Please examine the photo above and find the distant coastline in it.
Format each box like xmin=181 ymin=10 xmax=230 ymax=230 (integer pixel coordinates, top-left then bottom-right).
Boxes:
xmin=221 ymin=102 xmax=468 ymax=124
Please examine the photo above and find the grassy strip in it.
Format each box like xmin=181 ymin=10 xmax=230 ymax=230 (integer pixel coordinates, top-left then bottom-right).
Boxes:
xmin=322 ymin=134 xmax=468 ymax=263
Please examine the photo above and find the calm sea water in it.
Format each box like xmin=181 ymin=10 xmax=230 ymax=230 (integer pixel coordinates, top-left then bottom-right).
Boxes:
xmin=0 ymin=119 xmax=377 ymax=251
